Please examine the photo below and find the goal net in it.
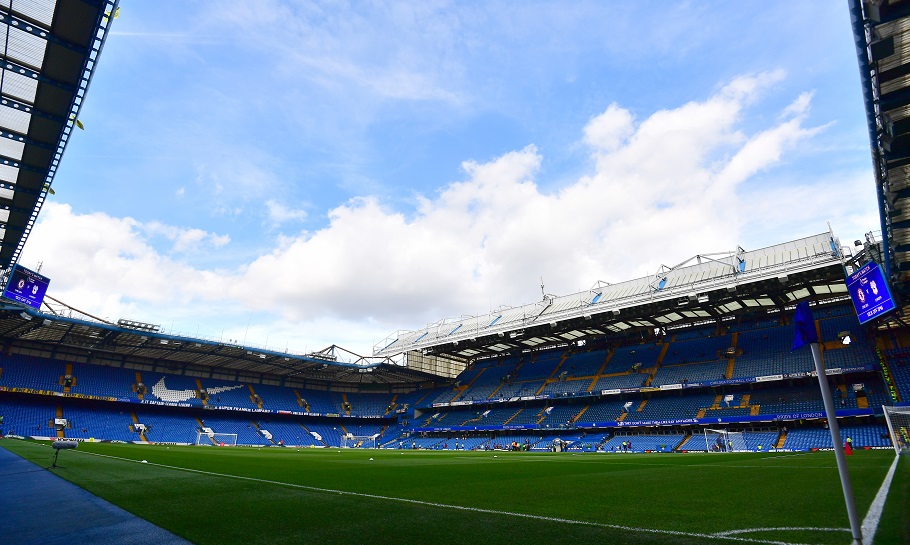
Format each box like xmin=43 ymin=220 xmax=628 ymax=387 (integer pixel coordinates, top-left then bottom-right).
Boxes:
xmin=882 ymin=405 xmax=910 ymax=455
xmin=340 ymin=434 xmax=377 ymax=448
xmin=704 ymin=429 xmax=746 ymax=452
xmin=195 ymin=431 xmax=238 ymax=446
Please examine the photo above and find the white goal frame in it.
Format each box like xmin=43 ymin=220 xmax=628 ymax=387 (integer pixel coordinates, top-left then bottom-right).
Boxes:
xmin=340 ymin=434 xmax=377 ymax=448
xmin=882 ymin=405 xmax=910 ymax=456
xmin=704 ymin=428 xmax=746 ymax=452
xmin=195 ymin=431 xmax=238 ymax=446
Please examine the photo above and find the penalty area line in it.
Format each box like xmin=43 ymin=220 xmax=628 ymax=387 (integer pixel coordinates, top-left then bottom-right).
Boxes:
xmin=78 ymin=449 xmax=812 ymax=545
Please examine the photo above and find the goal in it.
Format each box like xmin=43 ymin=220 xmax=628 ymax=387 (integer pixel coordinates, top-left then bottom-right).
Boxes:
xmin=195 ymin=431 xmax=238 ymax=446
xmin=704 ymin=429 xmax=746 ymax=452
xmin=882 ymin=405 xmax=910 ymax=455
xmin=340 ymin=434 xmax=377 ymax=448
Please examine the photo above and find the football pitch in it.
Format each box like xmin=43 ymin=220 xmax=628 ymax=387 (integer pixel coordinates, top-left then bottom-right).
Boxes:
xmin=2 ymin=439 xmax=907 ymax=545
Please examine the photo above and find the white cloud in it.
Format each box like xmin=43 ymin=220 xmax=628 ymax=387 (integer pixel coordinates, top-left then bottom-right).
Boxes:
xmin=144 ymin=221 xmax=231 ymax=254
xmin=583 ymin=103 xmax=634 ymax=152
xmin=265 ymin=199 xmax=308 ymax=227
xmin=24 ymin=74 xmax=861 ymax=355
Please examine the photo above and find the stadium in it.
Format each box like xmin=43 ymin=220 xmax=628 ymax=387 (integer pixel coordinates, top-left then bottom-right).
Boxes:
xmin=0 ymin=1 xmax=909 ymax=545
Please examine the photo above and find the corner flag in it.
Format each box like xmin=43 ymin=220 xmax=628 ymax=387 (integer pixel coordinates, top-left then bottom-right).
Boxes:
xmin=791 ymin=301 xmax=818 ymax=350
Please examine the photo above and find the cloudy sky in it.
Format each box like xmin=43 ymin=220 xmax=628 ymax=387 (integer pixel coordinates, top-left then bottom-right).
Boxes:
xmin=20 ymin=1 xmax=878 ymax=359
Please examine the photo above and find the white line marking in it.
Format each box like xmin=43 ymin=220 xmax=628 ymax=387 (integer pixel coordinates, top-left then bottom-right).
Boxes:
xmin=713 ymin=527 xmax=848 ymax=537
xmin=71 ymin=448 xmax=826 ymax=545
xmin=861 ymin=454 xmax=901 ymax=545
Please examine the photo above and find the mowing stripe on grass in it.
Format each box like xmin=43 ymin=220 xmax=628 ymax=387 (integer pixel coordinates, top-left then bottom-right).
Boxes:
xmin=861 ymin=454 xmax=900 ymax=545
xmin=74 ymin=448 xmax=841 ymax=545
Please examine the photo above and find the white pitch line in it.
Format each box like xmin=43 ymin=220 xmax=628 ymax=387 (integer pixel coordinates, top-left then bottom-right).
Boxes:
xmin=713 ymin=527 xmax=848 ymax=537
xmin=73 ymin=449 xmax=820 ymax=545
xmin=861 ymin=454 xmax=901 ymax=545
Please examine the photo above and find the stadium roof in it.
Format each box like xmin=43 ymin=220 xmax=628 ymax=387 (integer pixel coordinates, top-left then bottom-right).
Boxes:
xmin=0 ymin=0 xmax=116 ymax=269
xmin=0 ymin=300 xmax=440 ymax=385
xmin=374 ymin=232 xmax=856 ymax=361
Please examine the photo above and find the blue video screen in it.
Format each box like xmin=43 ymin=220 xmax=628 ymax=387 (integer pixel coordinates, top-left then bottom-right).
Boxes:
xmin=2 ymin=264 xmax=50 ymax=310
xmin=846 ymin=261 xmax=896 ymax=325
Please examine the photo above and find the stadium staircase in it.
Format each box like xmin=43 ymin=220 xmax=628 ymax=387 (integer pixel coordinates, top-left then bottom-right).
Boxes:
xmin=636 ymin=399 xmax=648 ymax=412
xmin=342 ymin=394 xmax=351 ymax=415
xmin=535 ymin=407 xmax=548 ymax=425
xmin=196 ymin=417 xmax=215 ymax=444
xmin=488 ymin=381 xmax=505 ymax=400
xmin=656 ymin=342 xmax=670 ymax=366
xmin=413 ymin=389 xmax=435 ymax=407
xmin=616 ymin=410 xmax=627 ymax=422
xmin=536 ymin=353 xmax=570 ymax=396
xmin=589 ymin=349 xmax=614 ymax=388
xmin=695 ymin=408 xmax=706 ymax=418
xmin=60 ymin=363 xmax=74 ymax=393
xmin=739 ymin=394 xmax=750 ymax=408
xmin=644 ymin=368 xmax=657 ymax=387
xmin=724 ymin=332 xmax=739 ymax=378
xmin=775 ymin=429 xmax=787 ymax=449
xmin=294 ymin=390 xmax=310 ymax=411
xmin=502 ymin=408 xmax=523 ymax=425
xmin=750 ymin=405 xmax=761 ymax=416
xmin=195 ymin=379 xmax=208 ymax=406
xmin=299 ymin=423 xmax=329 ymax=447
xmin=252 ymin=420 xmax=276 ymax=445
xmin=676 ymin=435 xmax=693 ymax=451
xmin=248 ymin=385 xmax=263 ymax=409
xmin=130 ymin=412 xmax=147 ymax=441
xmin=572 ymin=405 xmax=590 ymax=423
xmin=385 ymin=395 xmax=398 ymax=415
xmin=56 ymin=405 xmax=65 ymax=438
xmin=133 ymin=372 xmax=144 ymax=400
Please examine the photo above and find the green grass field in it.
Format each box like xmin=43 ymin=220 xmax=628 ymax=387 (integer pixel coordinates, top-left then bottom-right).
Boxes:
xmin=3 ymin=439 xmax=908 ymax=545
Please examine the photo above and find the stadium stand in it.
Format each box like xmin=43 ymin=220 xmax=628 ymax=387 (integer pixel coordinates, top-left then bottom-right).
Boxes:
xmin=0 ymin=301 xmax=901 ymax=452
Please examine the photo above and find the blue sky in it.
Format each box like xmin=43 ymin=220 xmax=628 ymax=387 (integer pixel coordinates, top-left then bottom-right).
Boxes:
xmin=20 ymin=1 xmax=878 ymax=358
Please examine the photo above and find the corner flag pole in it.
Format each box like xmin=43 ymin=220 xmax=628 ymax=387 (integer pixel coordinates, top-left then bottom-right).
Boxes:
xmin=793 ymin=301 xmax=863 ymax=545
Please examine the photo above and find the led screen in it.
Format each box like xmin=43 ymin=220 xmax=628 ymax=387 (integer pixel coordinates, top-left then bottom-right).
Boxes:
xmin=2 ymin=264 xmax=50 ymax=310
xmin=846 ymin=261 xmax=895 ymax=325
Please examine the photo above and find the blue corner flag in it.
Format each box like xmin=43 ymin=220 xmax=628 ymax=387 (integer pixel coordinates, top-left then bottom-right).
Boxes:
xmin=792 ymin=301 xmax=818 ymax=350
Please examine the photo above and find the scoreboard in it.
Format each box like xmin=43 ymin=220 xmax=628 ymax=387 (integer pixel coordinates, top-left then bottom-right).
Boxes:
xmin=846 ymin=261 xmax=896 ymax=325
xmin=2 ymin=264 xmax=50 ymax=310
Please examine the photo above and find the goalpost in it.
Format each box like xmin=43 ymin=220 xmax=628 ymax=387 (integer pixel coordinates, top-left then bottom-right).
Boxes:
xmin=195 ymin=431 xmax=238 ymax=446
xmin=340 ymin=434 xmax=377 ymax=448
xmin=882 ymin=405 xmax=910 ymax=456
xmin=704 ymin=428 xmax=746 ymax=452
